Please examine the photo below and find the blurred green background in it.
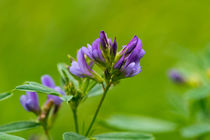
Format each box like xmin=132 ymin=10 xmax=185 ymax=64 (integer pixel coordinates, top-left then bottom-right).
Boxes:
xmin=0 ymin=0 xmax=209 ymax=139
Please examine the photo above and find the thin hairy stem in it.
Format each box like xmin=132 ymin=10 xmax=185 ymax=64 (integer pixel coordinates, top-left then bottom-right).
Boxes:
xmin=85 ymin=84 xmax=111 ymax=136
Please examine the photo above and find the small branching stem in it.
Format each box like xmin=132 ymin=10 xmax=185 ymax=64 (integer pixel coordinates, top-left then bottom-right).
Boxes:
xmin=85 ymin=83 xmax=111 ymax=136
xmin=39 ymin=100 xmax=53 ymax=140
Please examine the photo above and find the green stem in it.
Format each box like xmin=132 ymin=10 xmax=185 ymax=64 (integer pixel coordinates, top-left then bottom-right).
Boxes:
xmin=44 ymin=129 xmax=51 ymax=140
xmin=85 ymin=84 xmax=111 ymax=136
xmin=39 ymin=100 xmax=53 ymax=140
xmin=41 ymin=123 xmax=51 ymax=140
xmin=72 ymin=108 xmax=79 ymax=133
xmin=199 ymin=98 xmax=208 ymax=118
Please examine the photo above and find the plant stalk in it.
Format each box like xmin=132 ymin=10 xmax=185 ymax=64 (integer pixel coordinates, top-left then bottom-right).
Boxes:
xmin=41 ymin=122 xmax=51 ymax=140
xmin=72 ymin=108 xmax=79 ymax=133
xmin=44 ymin=129 xmax=51 ymax=140
xmin=85 ymin=84 xmax=111 ymax=136
xmin=199 ymin=98 xmax=208 ymax=118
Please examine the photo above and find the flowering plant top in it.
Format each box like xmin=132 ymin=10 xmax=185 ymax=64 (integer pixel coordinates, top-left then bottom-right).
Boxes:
xmin=0 ymin=31 xmax=148 ymax=140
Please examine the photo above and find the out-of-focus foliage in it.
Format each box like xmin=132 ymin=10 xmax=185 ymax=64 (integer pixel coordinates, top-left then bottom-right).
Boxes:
xmin=102 ymin=115 xmax=177 ymax=133
xmin=166 ymin=48 xmax=210 ymax=139
xmin=0 ymin=133 xmax=25 ymax=140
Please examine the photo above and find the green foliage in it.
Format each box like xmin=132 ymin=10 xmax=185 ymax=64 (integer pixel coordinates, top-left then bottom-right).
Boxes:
xmin=103 ymin=115 xmax=177 ymax=133
xmin=184 ymin=86 xmax=210 ymax=100
xmin=0 ymin=92 xmax=13 ymax=101
xmin=63 ymin=132 xmax=87 ymax=140
xmin=181 ymin=123 xmax=210 ymax=138
xmin=57 ymin=63 xmax=78 ymax=88
xmin=0 ymin=133 xmax=25 ymax=140
xmin=88 ymin=84 xmax=103 ymax=97
xmin=60 ymin=95 xmax=73 ymax=102
xmin=0 ymin=121 xmax=40 ymax=133
xmin=16 ymin=81 xmax=61 ymax=96
xmin=94 ymin=132 xmax=154 ymax=140
xmin=63 ymin=132 xmax=154 ymax=140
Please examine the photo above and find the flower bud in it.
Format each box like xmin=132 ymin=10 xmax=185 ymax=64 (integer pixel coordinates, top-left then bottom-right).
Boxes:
xmin=20 ymin=92 xmax=40 ymax=115
xmin=99 ymin=31 xmax=108 ymax=50
xmin=110 ymin=37 xmax=117 ymax=59
xmin=120 ymin=35 xmax=138 ymax=56
xmin=41 ymin=75 xmax=65 ymax=105
xmin=113 ymin=35 xmax=145 ymax=79
xmin=82 ymin=31 xmax=118 ymax=67
xmin=168 ymin=69 xmax=186 ymax=84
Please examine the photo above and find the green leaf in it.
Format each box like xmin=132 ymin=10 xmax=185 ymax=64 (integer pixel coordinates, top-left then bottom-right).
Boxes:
xmin=63 ymin=132 xmax=87 ymax=140
xmin=184 ymin=86 xmax=210 ymax=100
xmin=0 ymin=133 xmax=25 ymax=140
xmin=0 ymin=121 xmax=40 ymax=133
xmin=16 ymin=81 xmax=61 ymax=96
xmin=88 ymin=84 xmax=103 ymax=97
xmin=57 ymin=63 xmax=78 ymax=88
xmin=60 ymin=95 xmax=73 ymax=102
xmin=94 ymin=132 xmax=154 ymax=140
xmin=181 ymin=123 xmax=210 ymax=138
xmin=82 ymin=79 xmax=90 ymax=93
xmin=103 ymin=115 xmax=177 ymax=133
xmin=0 ymin=92 xmax=13 ymax=101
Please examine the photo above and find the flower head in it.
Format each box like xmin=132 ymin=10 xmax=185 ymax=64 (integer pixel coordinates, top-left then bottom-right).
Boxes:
xmin=41 ymin=75 xmax=65 ymax=105
xmin=20 ymin=92 xmax=40 ymax=114
xmin=70 ymin=31 xmax=144 ymax=81
xmin=114 ymin=35 xmax=145 ymax=79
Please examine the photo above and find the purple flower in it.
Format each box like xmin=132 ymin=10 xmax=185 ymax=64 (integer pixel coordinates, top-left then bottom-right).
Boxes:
xmin=82 ymin=39 xmax=105 ymax=65
xmin=20 ymin=92 xmax=40 ymax=114
xmin=100 ymin=31 xmax=109 ymax=50
xmin=110 ymin=37 xmax=117 ymax=58
xmin=70 ymin=31 xmax=145 ymax=81
xmin=82 ymin=31 xmax=117 ymax=66
xmin=70 ymin=48 xmax=104 ymax=82
xmin=168 ymin=69 xmax=185 ymax=84
xmin=120 ymin=35 xmax=139 ymax=56
xmin=41 ymin=75 xmax=65 ymax=105
xmin=114 ymin=35 xmax=145 ymax=78
xmin=70 ymin=48 xmax=95 ymax=78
